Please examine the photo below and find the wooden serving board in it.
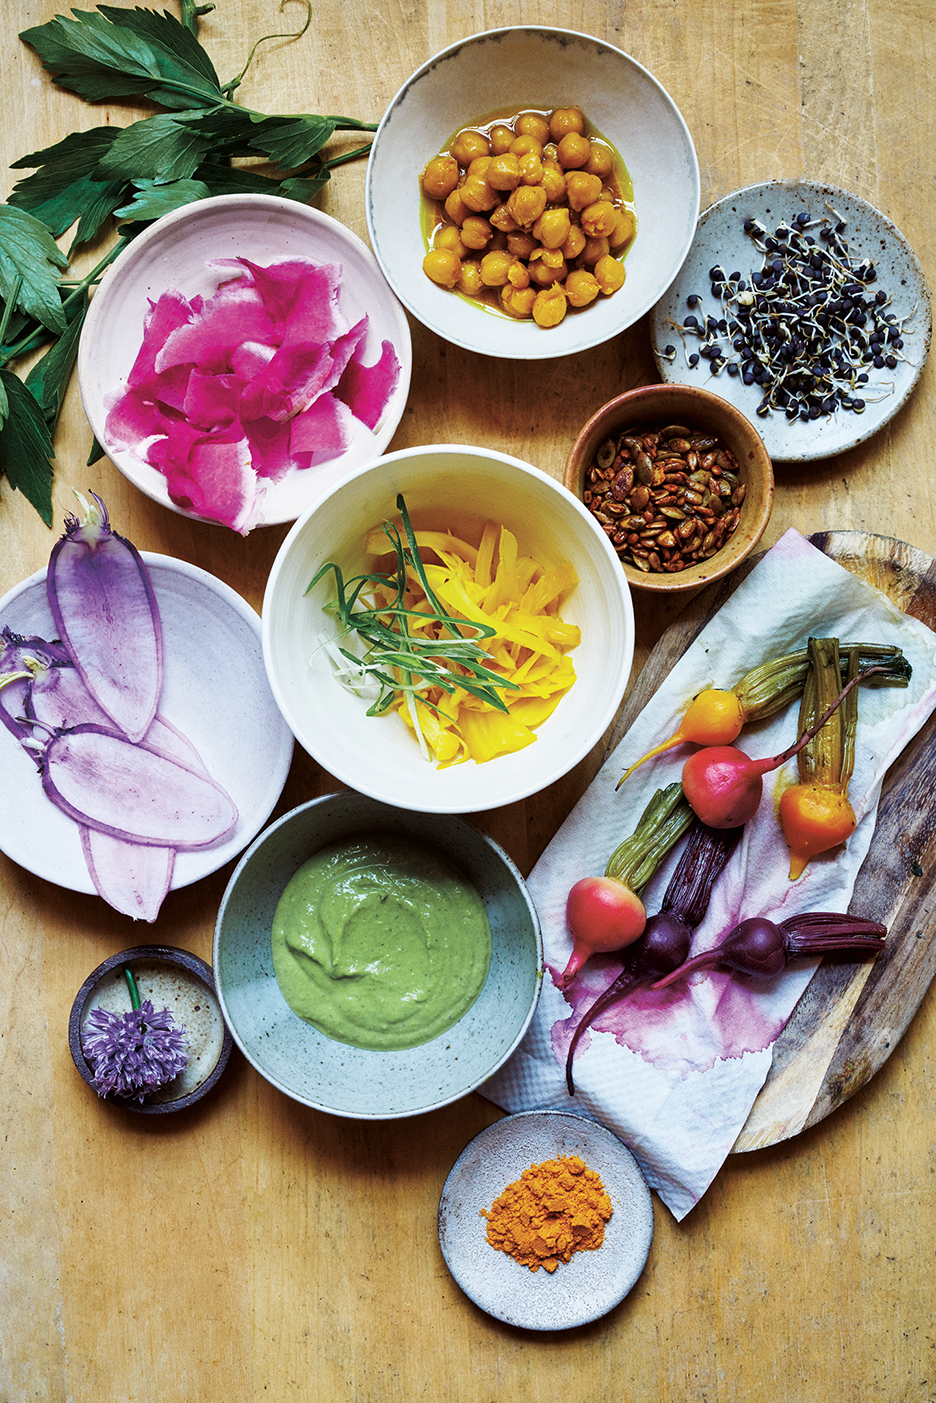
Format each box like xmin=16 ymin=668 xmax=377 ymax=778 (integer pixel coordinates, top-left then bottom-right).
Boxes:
xmin=603 ymin=531 xmax=936 ymax=1152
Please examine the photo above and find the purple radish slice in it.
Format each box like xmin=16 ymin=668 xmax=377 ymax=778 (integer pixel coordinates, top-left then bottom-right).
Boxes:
xmin=0 ymin=629 xmax=71 ymax=741
xmin=80 ymin=827 xmax=175 ymax=922
xmin=42 ymin=724 xmax=238 ymax=849
xmin=47 ymin=492 xmax=163 ymax=743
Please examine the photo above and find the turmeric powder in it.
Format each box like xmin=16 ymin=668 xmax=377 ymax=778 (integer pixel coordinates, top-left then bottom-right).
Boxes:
xmin=480 ymin=1155 xmax=612 ymax=1273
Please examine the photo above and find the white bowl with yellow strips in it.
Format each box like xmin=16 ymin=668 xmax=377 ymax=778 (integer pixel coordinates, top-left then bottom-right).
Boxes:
xmin=261 ymin=444 xmax=635 ymax=813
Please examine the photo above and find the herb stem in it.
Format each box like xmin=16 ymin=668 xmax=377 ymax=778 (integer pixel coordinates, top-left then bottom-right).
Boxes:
xmin=123 ymin=965 xmax=142 ymax=1012
xmin=0 ymin=238 xmax=129 ymax=368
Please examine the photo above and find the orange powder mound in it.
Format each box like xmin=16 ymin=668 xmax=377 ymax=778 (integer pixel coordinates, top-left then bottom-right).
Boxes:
xmin=480 ymin=1154 xmax=613 ymax=1273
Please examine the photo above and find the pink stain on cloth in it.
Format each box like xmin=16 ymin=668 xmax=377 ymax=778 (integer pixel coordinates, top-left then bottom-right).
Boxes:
xmin=482 ymin=529 xmax=936 ymax=1219
xmin=104 ymin=257 xmax=401 ymax=534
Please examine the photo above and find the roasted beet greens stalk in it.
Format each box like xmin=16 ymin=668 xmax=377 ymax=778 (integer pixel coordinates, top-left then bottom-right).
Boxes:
xmin=1 ymin=1 xmax=378 ymax=525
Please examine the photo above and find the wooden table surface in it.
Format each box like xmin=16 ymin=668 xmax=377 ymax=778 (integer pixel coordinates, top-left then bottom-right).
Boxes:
xmin=2 ymin=2 xmax=934 ymax=1400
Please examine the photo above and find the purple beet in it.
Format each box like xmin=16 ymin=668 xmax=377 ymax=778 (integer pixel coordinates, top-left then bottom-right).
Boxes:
xmin=47 ymin=492 xmax=163 ymax=743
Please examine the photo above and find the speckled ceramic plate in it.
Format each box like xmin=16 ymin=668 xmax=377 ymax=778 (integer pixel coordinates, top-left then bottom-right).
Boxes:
xmin=650 ymin=180 xmax=932 ymax=462
xmin=438 ymin=1110 xmax=653 ymax=1330
xmin=0 ymin=555 xmax=294 ymax=895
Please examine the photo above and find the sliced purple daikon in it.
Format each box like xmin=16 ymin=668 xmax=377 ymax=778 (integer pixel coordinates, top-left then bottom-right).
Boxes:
xmin=47 ymin=492 xmax=163 ymax=742
xmin=80 ymin=826 xmax=175 ymax=923
xmin=43 ymin=724 xmax=238 ymax=849
xmin=0 ymin=629 xmax=70 ymax=742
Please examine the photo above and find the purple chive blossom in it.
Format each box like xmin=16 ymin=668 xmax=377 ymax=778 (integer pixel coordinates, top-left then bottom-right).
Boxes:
xmin=82 ymin=1000 xmax=189 ymax=1102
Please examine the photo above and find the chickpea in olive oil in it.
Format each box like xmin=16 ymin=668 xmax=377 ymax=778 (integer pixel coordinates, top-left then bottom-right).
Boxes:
xmin=419 ymin=106 xmax=636 ymax=328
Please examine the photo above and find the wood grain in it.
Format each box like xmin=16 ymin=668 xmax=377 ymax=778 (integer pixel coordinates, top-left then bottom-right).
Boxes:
xmin=3 ymin=4 xmax=936 ymax=1402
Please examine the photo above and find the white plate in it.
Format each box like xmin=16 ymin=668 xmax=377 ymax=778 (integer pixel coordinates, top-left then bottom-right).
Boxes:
xmin=438 ymin=1110 xmax=653 ymax=1330
xmin=78 ymin=194 xmax=412 ymax=528
xmin=0 ymin=554 xmax=294 ymax=897
xmin=651 ymin=180 xmax=932 ymax=462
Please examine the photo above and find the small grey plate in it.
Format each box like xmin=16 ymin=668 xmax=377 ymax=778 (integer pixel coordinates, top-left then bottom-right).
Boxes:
xmin=650 ymin=180 xmax=932 ymax=462
xmin=438 ymin=1110 xmax=653 ymax=1330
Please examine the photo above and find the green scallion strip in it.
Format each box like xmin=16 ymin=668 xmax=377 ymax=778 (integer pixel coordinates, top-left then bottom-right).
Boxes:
xmin=307 ymin=495 xmax=520 ymax=723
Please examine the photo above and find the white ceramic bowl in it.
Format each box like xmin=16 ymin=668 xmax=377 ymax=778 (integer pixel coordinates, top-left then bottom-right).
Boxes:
xmin=78 ymin=194 xmax=412 ymax=528
xmin=365 ymin=26 xmax=700 ymax=359
xmin=261 ymin=445 xmax=636 ymax=813
xmin=213 ymin=793 xmax=543 ymax=1118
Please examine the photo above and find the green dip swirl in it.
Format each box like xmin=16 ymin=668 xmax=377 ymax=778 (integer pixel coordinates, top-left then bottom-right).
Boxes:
xmin=271 ymin=834 xmax=492 ymax=1050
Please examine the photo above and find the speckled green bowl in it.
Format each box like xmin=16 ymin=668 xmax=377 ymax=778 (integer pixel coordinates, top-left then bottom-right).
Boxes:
xmin=213 ymin=792 xmax=543 ymax=1119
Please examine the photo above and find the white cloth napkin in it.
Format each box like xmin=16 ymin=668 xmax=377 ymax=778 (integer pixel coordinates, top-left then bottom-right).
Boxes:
xmin=483 ymin=529 xmax=936 ymax=1219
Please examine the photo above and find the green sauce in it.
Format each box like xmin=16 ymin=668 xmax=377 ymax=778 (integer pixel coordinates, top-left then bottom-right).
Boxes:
xmin=271 ymin=834 xmax=492 ymax=1051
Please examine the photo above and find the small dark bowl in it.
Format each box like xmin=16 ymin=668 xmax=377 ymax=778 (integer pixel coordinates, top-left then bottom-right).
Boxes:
xmin=564 ymin=383 xmax=774 ymax=593
xmin=69 ymin=945 xmax=233 ymax=1115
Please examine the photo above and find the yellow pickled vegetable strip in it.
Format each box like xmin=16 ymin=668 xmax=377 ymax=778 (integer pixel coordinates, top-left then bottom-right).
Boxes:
xmin=422 ymin=565 xmax=563 ymax=660
xmin=458 ymin=708 xmax=537 ymax=764
xmin=475 ymin=522 xmax=498 ymax=590
xmin=365 ymin=523 xmax=480 ymax=567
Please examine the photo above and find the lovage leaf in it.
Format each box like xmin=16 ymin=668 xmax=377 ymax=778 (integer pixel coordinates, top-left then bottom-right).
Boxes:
xmin=0 ymin=369 xmax=55 ymax=526
xmin=113 ymin=177 xmax=213 ymax=222
xmin=8 ymin=127 xmax=128 ymax=247
xmin=95 ymin=112 xmax=216 ymax=183
xmin=0 ymin=206 xmax=68 ymax=336
xmin=20 ymin=7 xmax=223 ymax=110
xmin=24 ymin=291 xmax=89 ymax=433
xmin=245 ymin=113 xmax=341 ymax=169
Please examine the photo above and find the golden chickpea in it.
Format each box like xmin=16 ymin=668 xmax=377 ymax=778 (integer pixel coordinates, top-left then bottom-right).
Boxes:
xmin=487 ymin=153 xmax=521 ymax=191
xmin=509 ymin=134 xmax=545 ymax=160
xmin=506 ymin=184 xmax=548 ymax=228
xmin=533 ymin=207 xmax=571 ymax=250
xmin=489 ymin=123 xmax=515 ymax=155
xmin=449 ymin=129 xmax=490 ymax=166
xmin=541 ymin=161 xmax=567 ymax=202
xmin=460 ymin=215 xmax=493 ymax=251
xmin=423 ymin=248 xmax=462 ymax=289
xmin=549 ymin=106 xmax=586 ymax=141
xmin=489 ymin=203 xmax=519 ymax=233
xmin=457 ymin=260 xmax=484 ymax=296
xmin=565 ymin=170 xmax=603 ymax=211
xmin=460 ymin=174 xmax=500 ymax=212
xmin=528 ymin=254 xmax=565 ymax=287
xmin=517 ymin=152 xmax=544 ymax=185
xmin=532 ymin=284 xmax=568 ymax=327
xmin=556 ymin=132 xmax=592 ymax=170
xmin=585 ymin=142 xmax=614 ymax=179
xmin=467 ymin=155 xmax=493 ymax=178
xmin=565 ymin=268 xmax=600 ymax=307
xmin=539 ymin=246 xmax=567 ymax=272
xmin=594 ymin=254 xmax=626 ymax=294
xmin=421 ymin=155 xmax=460 ymax=200
xmin=507 ymin=260 xmax=531 ymax=289
xmin=580 ymin=199 xmax=618 ymax=238
xmin=434 ymin=223 xmax=467 ymax=258
xmin=610 ymin=207 xmax=637 ymax=248
xmin=579 ymin=234 xmax=610 ymax=266
xmin=507 ymin=230 xmax=537 ymax=259
xmin=562 ymin=225 xmax=587 ymax=260
xmin=479 ymin=250 xmax=516 ymax=287
xmin=514 ymin=112 xmax=550 ymax=144
xmin=500 ymin=283 xmax=538 ymax=318
xmin=444 ymin=188 xmax=470 ymax=226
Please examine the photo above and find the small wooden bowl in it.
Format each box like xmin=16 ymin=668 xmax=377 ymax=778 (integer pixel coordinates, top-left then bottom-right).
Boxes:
xmin=69 ymin=946 xmax=233 ymax=1115
xmin=564 ymin=384 xmax=774 ymax=593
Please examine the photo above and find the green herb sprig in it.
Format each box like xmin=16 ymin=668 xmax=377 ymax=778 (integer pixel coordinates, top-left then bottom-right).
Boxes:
xmin=0 ymin=1 xmax=378 ymax=525
xmin=308 ymin=496 xmax=520 ymax=745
